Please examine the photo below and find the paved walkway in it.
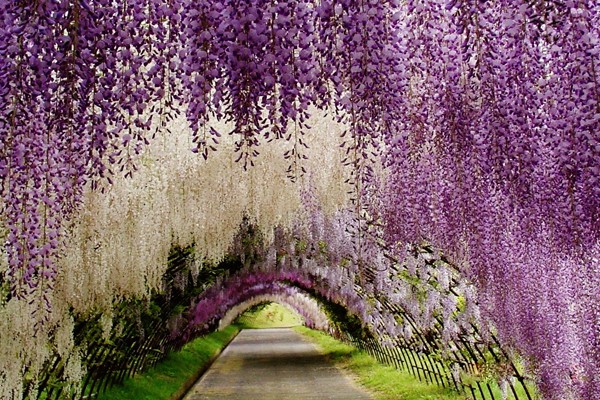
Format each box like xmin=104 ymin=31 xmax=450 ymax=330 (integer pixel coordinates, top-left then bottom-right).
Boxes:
xmin=183 ymin=328 xmax=373 ymax=400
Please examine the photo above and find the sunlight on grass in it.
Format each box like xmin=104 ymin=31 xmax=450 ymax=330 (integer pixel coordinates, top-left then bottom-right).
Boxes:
xmin=296 ymin=326 xmax=466 ymax=400
xmin=235 ymin=302 xmax=303 ymax=329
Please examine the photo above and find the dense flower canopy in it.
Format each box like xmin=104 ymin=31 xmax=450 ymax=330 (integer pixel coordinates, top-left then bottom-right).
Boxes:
xmin=0 ymin=0 xmax=598 ymax=399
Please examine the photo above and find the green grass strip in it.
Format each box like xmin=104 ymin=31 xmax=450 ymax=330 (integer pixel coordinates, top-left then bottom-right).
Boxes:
xmin=296 ymin=326 xmax=465 ymax=400
xmin=95 ymin=324 xmax=240 ymax=400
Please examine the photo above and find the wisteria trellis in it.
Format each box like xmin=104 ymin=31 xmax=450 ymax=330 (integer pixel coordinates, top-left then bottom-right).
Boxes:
xmin=0 ymin=1 xmax=598 ymax=399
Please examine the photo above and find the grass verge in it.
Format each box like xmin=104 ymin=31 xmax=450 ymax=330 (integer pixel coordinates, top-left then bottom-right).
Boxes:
xmin=296 ymin=326 xmax=467 ymax=400
xmin=95 ymin=324 xmax=240 ymax=400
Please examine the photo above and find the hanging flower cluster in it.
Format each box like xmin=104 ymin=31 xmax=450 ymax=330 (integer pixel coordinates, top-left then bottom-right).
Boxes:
xmin=380 ymin=1 xmax=599 ymax=398
xmin=177 ymin=0 xmax=402 ymax=179
xmin=0 ymin=0 xmax=400 ymax=304
xmin=51 ymin=110 xmax=349 ymax=315
xmin=0 ymin=0 xmax=178 ymax=310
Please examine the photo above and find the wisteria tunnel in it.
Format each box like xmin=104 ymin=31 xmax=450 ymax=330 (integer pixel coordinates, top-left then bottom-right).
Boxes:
xmin=0 ymin=1 xmax=598 ymax=399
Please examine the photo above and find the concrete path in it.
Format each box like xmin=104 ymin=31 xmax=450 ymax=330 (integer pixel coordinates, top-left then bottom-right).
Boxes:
xmin=183 ymin=328 xmax=373 ymax=400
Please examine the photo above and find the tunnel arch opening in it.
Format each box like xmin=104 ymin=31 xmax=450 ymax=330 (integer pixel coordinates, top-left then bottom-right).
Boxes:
xmin=218 ymin=293 xmax=329 ymax=332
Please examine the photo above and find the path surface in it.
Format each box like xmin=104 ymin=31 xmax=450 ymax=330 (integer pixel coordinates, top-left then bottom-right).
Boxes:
xmin=183 ymin=328 xmax=373 ymax=400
